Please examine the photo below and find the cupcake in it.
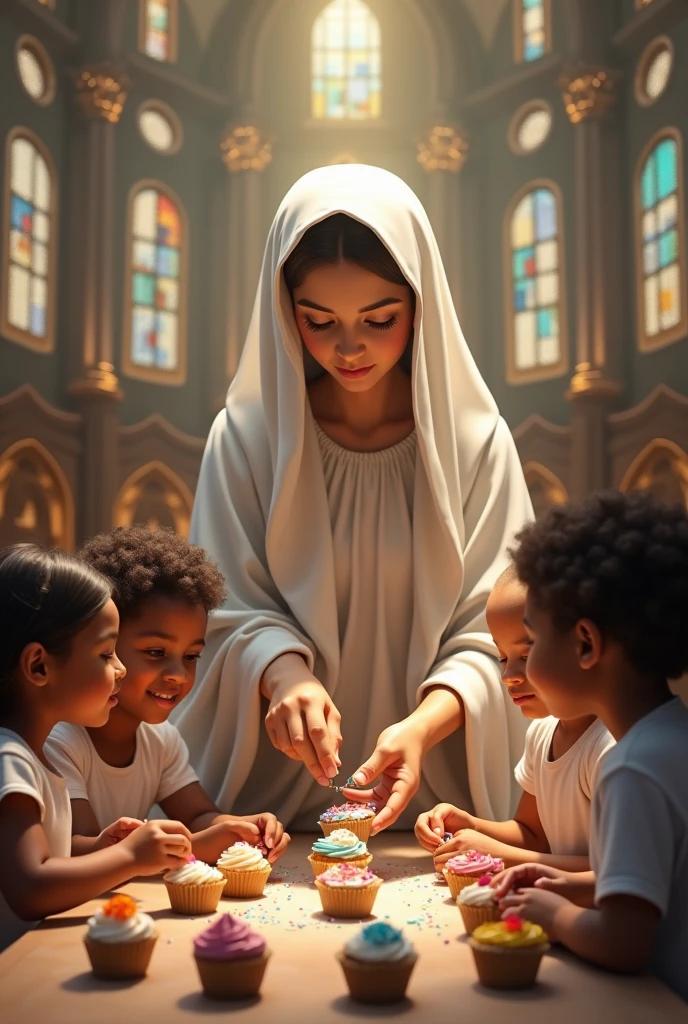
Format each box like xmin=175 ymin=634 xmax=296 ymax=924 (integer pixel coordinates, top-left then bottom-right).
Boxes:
xmin=337 ymin=922 xmax=417 ymax=1004
xmin=456 ymin=876 xmax=502 ymax=933
xmin=84 ymin=894 xmax=157 ymax=979
xmin=442 ymin=850 xmax=504 ymax=899
xmin=164 ymin=855 xmax=225 ymax=915
xmin=217 ymin=842 xmax=272 ymax=898
xmin=469 ymin=915 xmax=550 ymax=990
xmin=314 ymin=863 xmax=383 ymax=919
xmin=319 ymin=802 xmax=376 ymax=842
xmin=193 ymin=913 xmax=270 ymax=1000
xmin=308 ymin=828 xmax=373 ymax=877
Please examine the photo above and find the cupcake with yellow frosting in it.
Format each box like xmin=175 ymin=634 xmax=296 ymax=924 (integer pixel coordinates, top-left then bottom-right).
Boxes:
xmin=469 ymin=914 xmax=550 ymax=989
xmin=456 ymin=875 xmax=502 ymax=933
xmin=337 ymin=922 xmax=418 ymax=1004
xmin=84 ymin=894 xmax=157 ymax=979
xmin=315 ymin=863 xmax=383 ymax=918
xmin=308 ymin=829 xmax=373 ymax=877
xmin=217 ymin=842 xmax=272 ymax=898
xmin=164 ymin=855 xmax=225 ymax=915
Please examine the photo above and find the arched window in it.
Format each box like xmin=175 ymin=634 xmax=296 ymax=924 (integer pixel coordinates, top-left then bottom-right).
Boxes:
xmin=636 ymin=130 xmax=687 ymax=351
xmin=514 ymin=0 xmax=550 ymax=63
xmin=123 ymin=182 xmax=187 ymax=384
xmin=114 ymin=461 xmax=193 ymax=537
xmin=0 ymin=439 xmax=74 ymax=550
xmin=140 ymin=0 xmax=177 ymax=63
xmin=1 ymin=129 xmax=56 ymax=353
xmin=312 ymin=0 xmax=381 ymax=120
xmin=505 ymin=181 xmax=567 ymax=383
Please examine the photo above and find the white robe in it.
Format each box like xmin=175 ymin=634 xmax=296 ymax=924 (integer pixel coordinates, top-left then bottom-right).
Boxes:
xmin=173 ymin=164 xmax=532 ymax=828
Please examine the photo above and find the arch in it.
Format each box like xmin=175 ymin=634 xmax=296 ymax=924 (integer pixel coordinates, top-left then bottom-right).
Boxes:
xmin=523 ymin=461 xmax=567 ymax=520
xmin=311 ymin=0 xmax=381 ymax=120
xmin=504 ymin=178 xmax=568 ymax=385
xmin=0 ymin=439 xmax=74 ymax=550
xmin=513 ymin=0 xmax=551 ymax=64
xmin=139 ymin=0 xmax=178 ymax=62
xmin=619 ymin=439 xmax=688 ymax=508
xmin=114 ymin=461 xmax=194 ymax=537
xmin=1 ymin=127 xmax=58 ymax=354
xmin=122 ymin=179 xmax=188 ymax=385
xmin=634 ymin=128 xmax=687 ymax=352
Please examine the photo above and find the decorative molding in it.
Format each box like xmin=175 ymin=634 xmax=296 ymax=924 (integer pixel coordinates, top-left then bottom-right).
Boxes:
xmin=613 ymin=0 xmax=686 ymax=57
xmin=68 ymin=362 xmax=123 ymax=400
xmin=118 ymin=412 xmax=205 ymax=455
xmin=125 ymin=54 xmax=229 ymax=120
xmin=113 ymin=460 xmax=193 ymax=538
xmin=566 ymin=365 xmax=622 ymax=400
xmin=559 ymin=66 xmax=620 ymax=125
xmin=0 ymin=437 xmax=75 ymax=550
xmin=417 ymin=126 xmax=468 ymax=174
xmin=220 ymin=125 xmax=272 ymax=173
xmin=74 ymin=63 xmax=129 ymax=124
xmin=608 ymin=383 xmax=688 ymax=427
xmin=460 ymin=53 xmax=562 ymax=121
xmin=523 ymin=460 xmax=568 ymax=512
xmin=619 ymin=437 xmax=688 ymax=500
xmin=1 ymin=0 xmax=79 ymax=55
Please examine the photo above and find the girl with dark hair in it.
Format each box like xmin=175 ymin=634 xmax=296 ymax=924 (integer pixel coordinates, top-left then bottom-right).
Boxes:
xmin=0 ymin=543 xmax=192 ymax=950
xmin=176 ymin=165 xmax=532 ymax=834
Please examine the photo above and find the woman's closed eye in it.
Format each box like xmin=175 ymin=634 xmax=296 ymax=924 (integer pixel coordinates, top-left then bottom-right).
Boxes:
xmin=367 ymin=315 xmax=398 ymax=331
xmin=303 ymin=316 xmax=334 ymax=333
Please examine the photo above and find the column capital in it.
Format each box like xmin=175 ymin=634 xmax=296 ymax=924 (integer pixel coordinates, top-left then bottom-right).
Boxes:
xmin=566 ymin=365 xmax=622 ymax=402
xmin=558 ymin=65 xmax=621 ymax=125
xmin=74 ymin=63 xmax=129 ymax=124
xmin=417 ymin=126 xmax=468 ymax=174
xmin=220 ymin=125 xmax=272 ymax=173
xmin=69 ymin=362 xmax=123 ymax=401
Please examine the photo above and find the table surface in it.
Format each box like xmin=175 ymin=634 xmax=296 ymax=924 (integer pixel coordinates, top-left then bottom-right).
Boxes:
xmin=1 ymin=834 xmax=685 ymax=1024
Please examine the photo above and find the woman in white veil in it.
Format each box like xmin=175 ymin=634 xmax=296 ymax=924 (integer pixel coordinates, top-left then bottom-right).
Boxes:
xmin=174 ymin=164 xmax=532 ymax=833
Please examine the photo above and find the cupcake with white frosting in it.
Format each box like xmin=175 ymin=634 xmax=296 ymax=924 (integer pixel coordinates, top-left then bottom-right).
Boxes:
xmin=337 ymin=922 xmax=418 ymax=1004
xmin=456 ymin=876 xmax=502 ymax=933
xmin=164 ymin=854 xmax=225 ymax=915
xmin=216 ymin=842 xmax=272 ymax=898
xmin=308 ymin=828 xmax=372 ymax=877
xmin=84 ymin=894 xmax=157 ymax=979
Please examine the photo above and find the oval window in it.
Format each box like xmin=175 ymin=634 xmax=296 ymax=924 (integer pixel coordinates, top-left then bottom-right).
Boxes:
xmin=15 ymin=37 xmax=55 ymax=106
xmin=138 ymin=102 xmax=183 ymax=155
xmin=508 ymin=102 xmax=553 ymax=156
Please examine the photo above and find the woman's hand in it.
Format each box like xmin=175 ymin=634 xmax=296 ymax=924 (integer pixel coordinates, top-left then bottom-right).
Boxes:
xmin=344 ymin=721 xmax=425 ymax=835
xmin=414 ymin=803 xmax=475 ymax=852
xmin=263 ymin=657 xmax=342 ymax=785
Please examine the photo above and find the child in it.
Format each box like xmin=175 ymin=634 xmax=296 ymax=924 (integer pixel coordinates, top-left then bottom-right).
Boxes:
xmin=45 ymin=526 xmax=290 ymax=864
xmin=493 ymin=491 xmax=688 ymax=1002
xmin=415 ymin=565 xmax=614 ymax=871
xmin=0 ymin=544 xmax=192 ymax=950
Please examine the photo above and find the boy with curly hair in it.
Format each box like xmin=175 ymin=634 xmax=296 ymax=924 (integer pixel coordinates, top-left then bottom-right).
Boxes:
xmin=493 ymin=491 xmax=688 ymax=1002
xmin=45 ymin=526 xmax=289 ymax=863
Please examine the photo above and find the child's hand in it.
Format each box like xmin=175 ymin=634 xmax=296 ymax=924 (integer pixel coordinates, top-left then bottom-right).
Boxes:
xmin=499 ymin=888 xmax=569 ymax=939
xmin=94 ymin=817 xmax=145 ymax=851
xmin=122 ymin=819 xmax=192 ymax=873
xmin=433 ymin=828 xmax=505 ymax=867
xmin=239 ymin=813 xmax=290 ymax=863
xmin=414 ymin=803 xmax=475 ymax=851
xmin=490 ymin=862 xmax=565 ymax=899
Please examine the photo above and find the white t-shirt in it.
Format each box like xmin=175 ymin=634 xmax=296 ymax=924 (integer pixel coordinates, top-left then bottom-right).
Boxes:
xmin=514 ymin=716 xmax=615 ymax=856
xmin=0 ymin=729 xmax=72 ymax=951
xmin=44 ymin=721 xmax=198 ymax=831
xmin=591 ymin=698 xmax=688 ymax=1003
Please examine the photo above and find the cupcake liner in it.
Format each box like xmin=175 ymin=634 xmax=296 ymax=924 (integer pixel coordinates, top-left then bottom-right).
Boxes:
xmin=308 ymin=852 xmax=372 ymax=877
xmin=443 ymin=869 xmax=488 ymax=899
xmin=337 ymin=952 xmax=418 ymax=1004
xmin=320 ymin=818 xmax=373 ymax=842
xmin=219 ymin=863 xmax=272 ymax=899
xmin=164 ymin=878 xmax=225 ymax=915
xmin=469 ymin=940 xmax=550 ymax=990
xmin=84 ymin=933 xmax=158 ymax=979
xmin=194 ymin=950 xmax=271 ymax=1000
xmin=457 ymin=902 xmax=502 ymax=934
xmin=314 ymin=877 xmax=382 ymax=919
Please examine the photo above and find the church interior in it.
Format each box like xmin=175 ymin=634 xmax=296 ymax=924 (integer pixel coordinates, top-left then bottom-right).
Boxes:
xmin=0 ymin=0 xmax=687 ymax=549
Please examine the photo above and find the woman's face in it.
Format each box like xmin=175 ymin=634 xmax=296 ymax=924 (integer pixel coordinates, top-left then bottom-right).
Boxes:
xmin=291 ymin=261 xmax=415 ymax=393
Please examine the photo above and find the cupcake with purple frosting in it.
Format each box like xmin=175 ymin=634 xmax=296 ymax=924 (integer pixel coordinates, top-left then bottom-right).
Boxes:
xmin=319 ymin=802 xmax=376 ymax=842
xmin=193 ymin=913 xmax=270 ymax=1000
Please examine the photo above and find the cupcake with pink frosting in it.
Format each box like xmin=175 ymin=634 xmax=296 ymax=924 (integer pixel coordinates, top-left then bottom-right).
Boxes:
xmin=315 ymin=863 xmax=383 ymax=919
xmin=193 ymin=913 xmax=270 ymax=1000
xmin=442 ymin=851 xmax=504 ymax=899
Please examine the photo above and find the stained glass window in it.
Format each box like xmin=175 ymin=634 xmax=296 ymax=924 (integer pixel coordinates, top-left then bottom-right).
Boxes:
xmin=312 ymin=0 xmax=381 ymax=120
xmin=4 ymin=134 xmax=52 ymax=348
xmin=143 ymin=0 xmax=174 ymax=62
xmin=520 ymin=0 xmax=547 ymax=62
xmin=639 ymin=135 xmax=684 ymax=343
xmin=129 ymin=187 xmax=183 ymax=373
xmin=510 ymin=187 xmax=562 ymax=373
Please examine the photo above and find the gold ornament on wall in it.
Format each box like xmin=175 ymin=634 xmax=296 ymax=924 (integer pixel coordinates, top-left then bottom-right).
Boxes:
xmin=620 ymin=439 xmax=688 ymax=508
xmin=220 ymin=126 xmax=272 ymax=173
xmin=417 ymin=126 xmax=468 ymax=174
xmin=114 ymin=461 xmax=193 ymax=538
xmin=74 ymin=64 xmax=129 ymax=124
xmin=559 ymin=66 xmax=619 ymax=125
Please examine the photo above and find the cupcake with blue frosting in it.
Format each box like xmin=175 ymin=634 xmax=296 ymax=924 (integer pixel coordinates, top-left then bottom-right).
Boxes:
xmin=308 ymin=828 xmax=372 ymax=876
xmin=337 ymin=922 xmax=418 ymax=1004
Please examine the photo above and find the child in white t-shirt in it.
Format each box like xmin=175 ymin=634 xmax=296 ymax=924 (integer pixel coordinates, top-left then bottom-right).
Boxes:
xmin=415 ymin=564 xmax=614 ymax=870
xmin=46 ymin=526 xmax=290 ymax=864
xmin=0 ymin=544 xmax=191 ymax=950
xmin=495 ymin=491 xmax=688 ymax=1002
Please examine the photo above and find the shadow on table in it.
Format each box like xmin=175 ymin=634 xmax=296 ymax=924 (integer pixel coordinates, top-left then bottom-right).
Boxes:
xmin=177 ymin=992 xmax=261 ymax=1013
xmin=311 ymin=911 xmax=378 ymax=924
xmin=61 ymin=971 xmax=146 ymax=992
xmin=330 ymin=995 xmax=414 ymax=1016
xmin=470 ymin=981 xmax=558 ymax=1001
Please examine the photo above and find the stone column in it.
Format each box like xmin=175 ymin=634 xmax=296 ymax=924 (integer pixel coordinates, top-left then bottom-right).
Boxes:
xmin=219 ymin=125 xmax=273 ymax=387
